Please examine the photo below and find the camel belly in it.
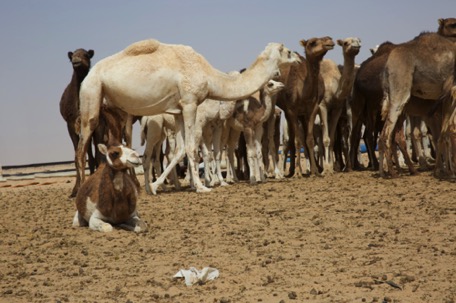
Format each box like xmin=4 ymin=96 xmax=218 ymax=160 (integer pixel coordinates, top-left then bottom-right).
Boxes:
xmin=411 ymin=82 xmax=442 ymax=100
xmin=102 ymin=69 xmax=183 ymax=116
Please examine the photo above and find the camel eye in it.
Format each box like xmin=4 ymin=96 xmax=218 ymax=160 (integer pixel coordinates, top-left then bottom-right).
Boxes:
xmin=110 ymin=151 xmax=119 ymax=159
xmin=267 ymin=82 xmax=274 ymax=87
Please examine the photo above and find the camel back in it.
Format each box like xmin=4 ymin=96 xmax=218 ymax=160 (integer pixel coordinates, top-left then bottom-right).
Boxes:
xmin=124 ymin=39 xmax=160 ymax=56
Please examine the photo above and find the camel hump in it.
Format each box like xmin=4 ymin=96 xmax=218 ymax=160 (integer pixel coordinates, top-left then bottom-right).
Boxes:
xmin=124 ymin=39 xmax=160 ymax=56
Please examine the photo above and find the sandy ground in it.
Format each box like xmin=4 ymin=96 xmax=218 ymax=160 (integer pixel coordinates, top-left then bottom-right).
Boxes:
xmin=0 ymin=164 xmax=455 ymax=303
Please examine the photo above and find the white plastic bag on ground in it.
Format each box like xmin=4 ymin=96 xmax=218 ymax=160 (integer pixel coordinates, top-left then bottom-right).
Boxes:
xmin=173 ymin=267 xmax=219 ymax=286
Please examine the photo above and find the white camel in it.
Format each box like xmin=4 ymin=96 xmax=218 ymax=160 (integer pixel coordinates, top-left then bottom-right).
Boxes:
xmin=76 ymin=39 xmax=300 ymax=194
xmin=224 ymin=80 xmax=285 ymax=184
xmin=194 ymin=71 xmax=241 ymax=188
xmin=140 ymin=114 xmax=181 ymax=194
xmin=196 ymin=98 xmax=237 ymax=187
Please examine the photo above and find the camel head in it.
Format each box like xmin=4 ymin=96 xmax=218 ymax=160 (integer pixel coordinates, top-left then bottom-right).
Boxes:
xmin=337 ymin=37 xmax=361 ymax=57
xmin=263 ymin=42 xmax=301 ymax=67
xmin=98 ymin=141 xmax=141 ymax=170
xmin=68 ymin=48 xmax=94 ymax=71
xmin=263 ymin=80 xmax=285 ymax=96
xmin=300 ymin=36 xmax=335 ymax=59
xmin=370 ymin=45 xmax=380 ymax=55
xmin=438 ymin=18 xmax=456 ymax=38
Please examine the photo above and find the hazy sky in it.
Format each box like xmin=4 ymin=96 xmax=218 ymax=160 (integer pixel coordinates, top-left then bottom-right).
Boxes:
xmin=0 ymin=0 xmax=453 ymax=166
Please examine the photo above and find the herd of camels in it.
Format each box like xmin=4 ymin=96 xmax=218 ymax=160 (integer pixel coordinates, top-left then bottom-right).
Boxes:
xmin=60 ymin=17 xmax=456 ymax=198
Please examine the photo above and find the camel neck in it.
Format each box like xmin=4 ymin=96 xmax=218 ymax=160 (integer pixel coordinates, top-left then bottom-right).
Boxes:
xmin=336 ymin=55 xmax=356 ymax=100
xmin=72 ymin=69 xmax=89 ymax=84
xmin=258 ymin=92 xmax=273 ymax=123
xmin=207 ymin=55 xmax=278 ymax=101
xmin=305 ymin=56 xmax=323 ymax=99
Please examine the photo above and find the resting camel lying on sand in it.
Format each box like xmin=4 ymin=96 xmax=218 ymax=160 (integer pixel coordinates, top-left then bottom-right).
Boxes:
xmin=72 ymin=139 xmax=147 ymax=233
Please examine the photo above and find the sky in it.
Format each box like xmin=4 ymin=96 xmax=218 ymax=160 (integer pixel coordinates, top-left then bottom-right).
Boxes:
xmin=0 ymin=0 xmax=453 ymax=166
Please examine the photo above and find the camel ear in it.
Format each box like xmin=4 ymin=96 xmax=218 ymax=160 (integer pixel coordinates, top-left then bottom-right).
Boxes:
xmin=88 ymin=50 xmax=94 ymax=58
xmin=98 ymin=144 xmax=108 ymax=156
xmin=299 ymin=39 xmax=307 ymax=47
xmin=278 ymin=43 xmax=284 ymax=52
xmin=67 ymin=52 xmax=73 ymax=60
xmin=337 ymin=39 xmax=344 ymax=46
xmin=438 ymin=18 xmax=444 ymax=26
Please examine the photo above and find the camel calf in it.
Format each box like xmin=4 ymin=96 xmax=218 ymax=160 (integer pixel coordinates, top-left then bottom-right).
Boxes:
xmin=72 ymin=141 xmax=147 ymax=233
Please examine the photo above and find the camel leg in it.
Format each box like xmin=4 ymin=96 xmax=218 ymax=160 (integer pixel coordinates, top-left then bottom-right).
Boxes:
xmin=150 ymin=115 xmax=186 ymax=194
xmin=303 ymin=104 xmax=321 ymax=176
xmin=213 ymin=123 xmax=228 ymax=186
xmin=243 ymin=128 xmax=258 ymax=184
xmin=283 ymin=111 xmax=297 ymax=177
xmin=200 ymin=124 xmax=212 ymax=187
xmin=154 ymin=141 xmax=170 ymax=192
xmin=319 ymin=104 xmax=332 ymax=174
xmin=266 ymin=112 xmax=283 ymax=179
xmin=77 ymin=82 xmax=102 ymax=197
xmin=410 ymin=117 xmax=430 ymax=170
xmin=221 ymin=123 xmax=235 ymax=183
xmin=349 ymin=119 xmax=364 ymax=170
xmin=201 ymin=136 xmax=214 ymax=187
xmin=226 ymin=129 xmax=241 ymax=183
xmin=327 ymin=107 xmax=344 ymax=174
xmin=142 ymin=143 xmax=153 ymax=194
xmin=118 ymin=212 xmax=148 ymax=233
xmin=179 ymin=101 xmax=210 ymax=193
xmin=67 ymin=123 xmax=82 ymax=197
xmin=163 ymin=130 xmax=181 ymax=190
xmin=379 ymin=97 xmax=409 ymax=178
xmin=195 ymin=111 xmax=212 ymax=187
xmin=123 ymin=114 xmax=140 ymax=188
xmin=394 ymin=120 xmax=418 ymax=176
xmin=295 ymin=128 xmax=304 ymax=176
xmin=254 ymin=125 xmax=266 ymax=182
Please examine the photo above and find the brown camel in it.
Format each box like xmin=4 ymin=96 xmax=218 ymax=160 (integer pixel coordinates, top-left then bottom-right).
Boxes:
xmin=223 ymin=80 xmax=285 ymax=184
xmin=380 ymin=18 xmax=456 ymax=177
xmin=276 ymin=36 xmax=335 ymax=177
xmin=59 ymin=48 xmax=95 ymax=197
xmin=435 ymin=86 xmax=456 ymax=177
xmin=319 ymin=37 xmax=361 ymax=174
xmin=349 ymin=41 xmax=397 ymax=171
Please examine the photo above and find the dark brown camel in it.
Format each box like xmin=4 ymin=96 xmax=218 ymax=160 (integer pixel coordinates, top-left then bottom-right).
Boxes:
xmin=59 ymin=48 xmax=95 ymax=197
xmin=349 ymin=41 xmax=396 ymax=171
xmin=276 ymin=37 xmax=335 ymax=177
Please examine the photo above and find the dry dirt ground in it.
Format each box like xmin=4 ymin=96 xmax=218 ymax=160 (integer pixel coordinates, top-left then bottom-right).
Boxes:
xmin=0 ymin=165 xmax=455 ymax=303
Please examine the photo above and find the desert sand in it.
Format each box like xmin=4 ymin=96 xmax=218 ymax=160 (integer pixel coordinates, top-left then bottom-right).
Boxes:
xmin=0 ymin=167 xmax=455 ymax=303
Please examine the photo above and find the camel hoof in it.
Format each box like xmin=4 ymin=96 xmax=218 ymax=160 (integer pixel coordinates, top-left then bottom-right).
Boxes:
xmin=274 ymin=173 xmax=284 ymax=179
xmin=410 ymin=170 xmax=420 ymax=176
xmin=134 ymin=221 xmax=148 ymax=233
xmin=196 ymin=186 xmax=212 ymax=193
xmin=220 ymin=181 xmax=229 ymax=187
xmin=151 ymin=183 xmax=159 ymax=195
